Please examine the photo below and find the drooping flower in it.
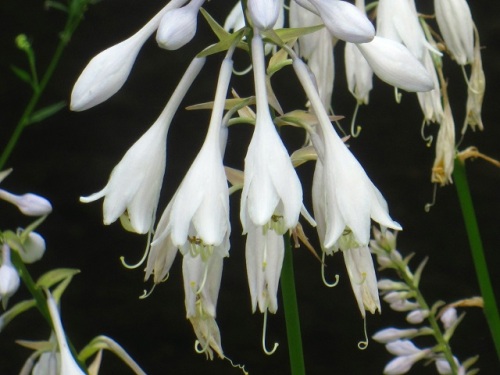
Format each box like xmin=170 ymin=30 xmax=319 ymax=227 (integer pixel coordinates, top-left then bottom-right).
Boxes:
xmin=240 ymin=32 xmax=303 ymax=233
xmin=293 ymin=56 xmax=402 ymax=248
xmin=245 ymin=221 xmax=284 ymax=314
xmin=345 ymin=41 xmax=373 ymax=104
xmin=45 ymin=291 xmax=86 ymax=375
xmin=0 ymin=244 xmax=20 ymax=309
xmin=434 ymin=0 xmax=474 ymax=65
xmin=80 ymin=57 xmax=205 ymax=234
xmin=156 ymin=0 xmax=205 ymax=50
xmin=431 ymin=94 xmax=456 ymax=186
xmin=356 ymin=36 xmax=434 ymax=92
xmin=70 ymin=0 xmax=189 ymax=111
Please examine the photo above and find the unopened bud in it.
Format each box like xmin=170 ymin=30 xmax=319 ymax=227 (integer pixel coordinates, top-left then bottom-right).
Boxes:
xmin=0 ymin=189 xmax=52 ymax=216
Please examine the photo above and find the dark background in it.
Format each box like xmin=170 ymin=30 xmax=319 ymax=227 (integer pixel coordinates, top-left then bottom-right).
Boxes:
xmin=1 ymin=1 xmax=499 ymax=374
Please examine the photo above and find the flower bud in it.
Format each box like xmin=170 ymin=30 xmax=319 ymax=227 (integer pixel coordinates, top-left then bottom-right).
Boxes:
xmin=0 ymin=189 xmax=52 ymax=216
xmin=356 ymin=36 xmax=434 ymax=92
xmin=373 ymin=328 xmax=418 ymax=344
xmin=247 ymin=0 xmax=280 ymax=30
xmin=0 ymin=245 xmax=20 ymax=308
xmin=309 ymin=0 xmax=375 ymax=43
xmin=156 ymin=0 xmax=203 ymax=50
xmin=406 ymin=308 xmax=429 ymax=324
xmin=440 ymin=307 xmax=458 ymax=329
xmin=20 ymin=231 xmax=46 ymax=264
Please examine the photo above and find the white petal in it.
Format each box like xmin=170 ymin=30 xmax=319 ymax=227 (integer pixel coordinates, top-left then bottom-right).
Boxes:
xmin=247 ymin=0 xmax=280 ymax=30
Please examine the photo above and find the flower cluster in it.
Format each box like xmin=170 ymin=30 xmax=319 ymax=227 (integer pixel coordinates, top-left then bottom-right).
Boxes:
xmin=70 ymin=0 xmax=484 ymax=363
xmin=370 ymin=228 xmax=481 ymax=375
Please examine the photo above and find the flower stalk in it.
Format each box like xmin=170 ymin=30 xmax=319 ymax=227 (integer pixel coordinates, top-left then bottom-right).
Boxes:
xmin=453 ymin=158 xmax=500 ymax=359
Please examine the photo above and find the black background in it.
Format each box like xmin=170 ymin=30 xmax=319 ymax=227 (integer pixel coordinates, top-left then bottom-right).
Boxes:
xmin=1 ymin=1 xmax=499 ymax=374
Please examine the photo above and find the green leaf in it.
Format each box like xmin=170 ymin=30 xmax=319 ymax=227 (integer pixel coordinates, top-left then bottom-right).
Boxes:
xmin=275 ymin=25 xmax=324 ymax=43
xmin=36 ymin=268 xmax=80 ymax=289
xmin=186 ymin=97 xmax=255 ymax=111
xmin=10 ymin=65 xmax=32 ymax=85
xmin=27 ymin=101 xmax=67 ymax=126
xmin=45 ymin=0 xmax=69 ymax=12
xmin=199 ymin=7 xmax=230 ymax=41
xmin=197 ymin=28 xmax=246 ymax=58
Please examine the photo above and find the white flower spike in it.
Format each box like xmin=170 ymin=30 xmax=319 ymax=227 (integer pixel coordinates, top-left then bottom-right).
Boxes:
xmin=70 ymin=0 xmax=189 ymax=111
xmin=156 ymin=0 xmax=205 ymax=50
xmin=80 ymin=57 xmax=205 ymax=234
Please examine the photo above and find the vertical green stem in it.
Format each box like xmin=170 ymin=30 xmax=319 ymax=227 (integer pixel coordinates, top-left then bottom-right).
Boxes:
xmin=281 ymin=234 xmax=306 ymax=374
xmin=453 ymin=158 xmax=500 ymax=359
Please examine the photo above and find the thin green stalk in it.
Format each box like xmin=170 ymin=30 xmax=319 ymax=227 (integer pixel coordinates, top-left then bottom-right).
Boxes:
xmin=453 ymin=158 xmax=500 ymax=359
xmin=0 ymin=1 xmax=88 ymax=170
xmin=281 ymin=234 xmax=306 ymax=375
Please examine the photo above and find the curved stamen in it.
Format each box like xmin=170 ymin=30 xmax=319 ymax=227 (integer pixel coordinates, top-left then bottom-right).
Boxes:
xmin=357 ymin=316 xmax=369 ymax=350
xmin=420 ymin=119 xmax=433 ymax=147
xmin=194 ymin=339 xmax=211 ymax=355
xmin=424 ymin=183 xmax=438 ymax=212
xmin=261 ymin=309 xmax=279 ymax=355
xmin=195 ymin=261 xmax=210 ymax=295
xmin=120 ymin=224 xmax=154 ymax=269
xmin=139 ymin=284 xmax=156 ymax=299
xmin=321 ymin=251 xmax=340 ymax=288
xmin=350 ymin=102 xmax=362 ymax=138
xmin=233 ymin=64 xmax=252 ymax=76
xmin=394 ymin=87 xmax=402 ymax=103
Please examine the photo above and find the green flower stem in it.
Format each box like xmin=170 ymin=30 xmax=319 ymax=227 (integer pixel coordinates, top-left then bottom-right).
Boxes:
xmin=0 ymin=1 xmax=88 ymax=170
xmin=281 ymin=234 xmax=306 ymax=375
xmin=453 ymin=158 xmax=500 ymax=359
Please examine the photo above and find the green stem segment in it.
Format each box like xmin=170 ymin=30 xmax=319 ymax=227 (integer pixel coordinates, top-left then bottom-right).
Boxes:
xmin=281 ymin=234 xmax=306 ymax=375
xmin=453 ymin=158 xmax=500 ymax=359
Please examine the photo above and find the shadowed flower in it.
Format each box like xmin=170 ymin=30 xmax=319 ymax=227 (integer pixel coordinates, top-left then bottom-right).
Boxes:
xmin=0 ymin=244 xmax=20 ymax=309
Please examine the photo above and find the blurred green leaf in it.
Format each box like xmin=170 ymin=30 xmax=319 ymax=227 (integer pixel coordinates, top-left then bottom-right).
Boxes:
xmin=36 ymin=268 xmax=80 ymax=289
xmin=10 ymin=65 xmax=32 ymax=85
xmin=27 ymin=101 xmax=67 ymax=126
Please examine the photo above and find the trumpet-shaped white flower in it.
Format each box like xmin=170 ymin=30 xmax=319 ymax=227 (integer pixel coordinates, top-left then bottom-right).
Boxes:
xmin=416 ymin=51 xmax=444 ymax=123
xmin=343 ymin=245 xmax=381 ymax=317
xmin=247 ymin=0 xmax=280 ymax=30
xmin=0 ymin=244 xmax=20 ymax=309
xmin=293 ymin=57 xmax=401 ymax=248
xmin=241 ymin=32 xmax=303 ymax=233
xmin=356 ymin=36 xmax=434 ymax=92
xmin=245 ymin=221 xmax=284 ymax=313
xmin=70 ymin=0 xmax=189 ymax=111
xmin=434 ymin=0 xmax=474 ymax=65
xmin=45 ymin=291 xmax=86 ymax=375
xmin=0 ymin=190 xmax=52 ymax=216
xmin=80 ymin=57 xmax=205 ymax=234
xmin=156 ymin=0 xmax=205 ymax=50
xmin=306 ymin=0 xmax=375 ymax=43
xmin=345 ymin=41 xmax=373 ymax=104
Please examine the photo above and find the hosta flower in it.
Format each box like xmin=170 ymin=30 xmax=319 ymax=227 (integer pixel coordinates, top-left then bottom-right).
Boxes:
xmin=245 ymin=221 xmax=284 ymax=313
xmin=293 ymin=57 xmax=401 ymax=248
xmin=434 ymin=0 xmax=474 ymax=65
xmin=463 ymin=29 xmax=485 ymax=132
xmin=342 ymin=245 xmax=381 ymax=317
xmin=306 ymin=0 xmax=375 ymax=43
xmin=241 ymin=32 xmax=302 ymax=233
xmin=46 ymin=291 xmax=86 ymax=375
xmin=80 ymin=57 xmax=205 ymax=234
xmin=356 ymin=36 xmax=434 ymax=92
xmin=345 ymin=41 xmax=373 ymax=104
xmin=0 ymin=244 xmax=20 ymax=309
xmin=431 ymin=96 xmax=456 ymax=186
xmin=384 ymin=340 xmax=431 ymax=375
xmin=18 ymin=231 xmax=46 ymax=264
xmin=70 ymin=0 xmax=189 ymax=111
xmin=372 ymin=327 xmax=419 ymax=344
xmin=416 ymin=51 xmax=444 ymax=124
xmin=224 ymin=1 xmax=245 ymax=32
xmin=247 ymin=0 xmax=281 ymax=30
xmin=156 ymin=0 xmax=205 ymax=50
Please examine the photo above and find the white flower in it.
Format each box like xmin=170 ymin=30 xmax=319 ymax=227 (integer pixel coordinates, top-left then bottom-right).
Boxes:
xmin=373 ymin=327 xmax=419 ymax=344
xmin=434 ymin=0 xmax=474 ymax=65
xmin=45 ymin=292 xmax=86 ymax=375
xmin=156 ymin=0 xmax=205 ymax=50
xmin=384 ymin=340 xmax=431 ymax=375
xmin=431 ymin=96 xmax=456 ymax=186
xmin=416 ymin=51 xmax=444 ymax=123
xmin=70 ymin=0 xmax=189 ymax=111
xmin=241 ymin=33 xmax=302 ymax=233
xmin=345 ymin=41 xmax=373 ymax=104
xmin=80 ymin=57 xmax=205 ymax=234
xmin=292 ymin=57 xmax=401 ymax=248
xmin=307 ymin=0 xmax=375 ymax=43
xmin=245 ymin=221 xmax=284 ymax=313
xmin=247 ymin=0 xmax=280 ymax=30
xmin=435 ymin=356 xmax=465 ymax=375
xmin=356 ymin=36 xmax=434 ymax=92
xmin=343 ymin=245 xmax=381 ymax=317
xmin=440 ymin=307 xmax=458 ymax=330
xmin=406 ymin=308 xmax=429 ymax=324
xmin=0 ymin=190 xmax=52 ymax=216
xmin=183 ymin=252 xmax=224 ymax=359
xmin=224 ymin=1 xmax=245 ymax=32
xmin=0 ymin=244 xmax=20 ymax=309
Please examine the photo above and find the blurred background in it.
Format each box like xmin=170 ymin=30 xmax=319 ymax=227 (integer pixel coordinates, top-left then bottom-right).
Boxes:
xmin=1 ymin=1 xmax=499 ymax=374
